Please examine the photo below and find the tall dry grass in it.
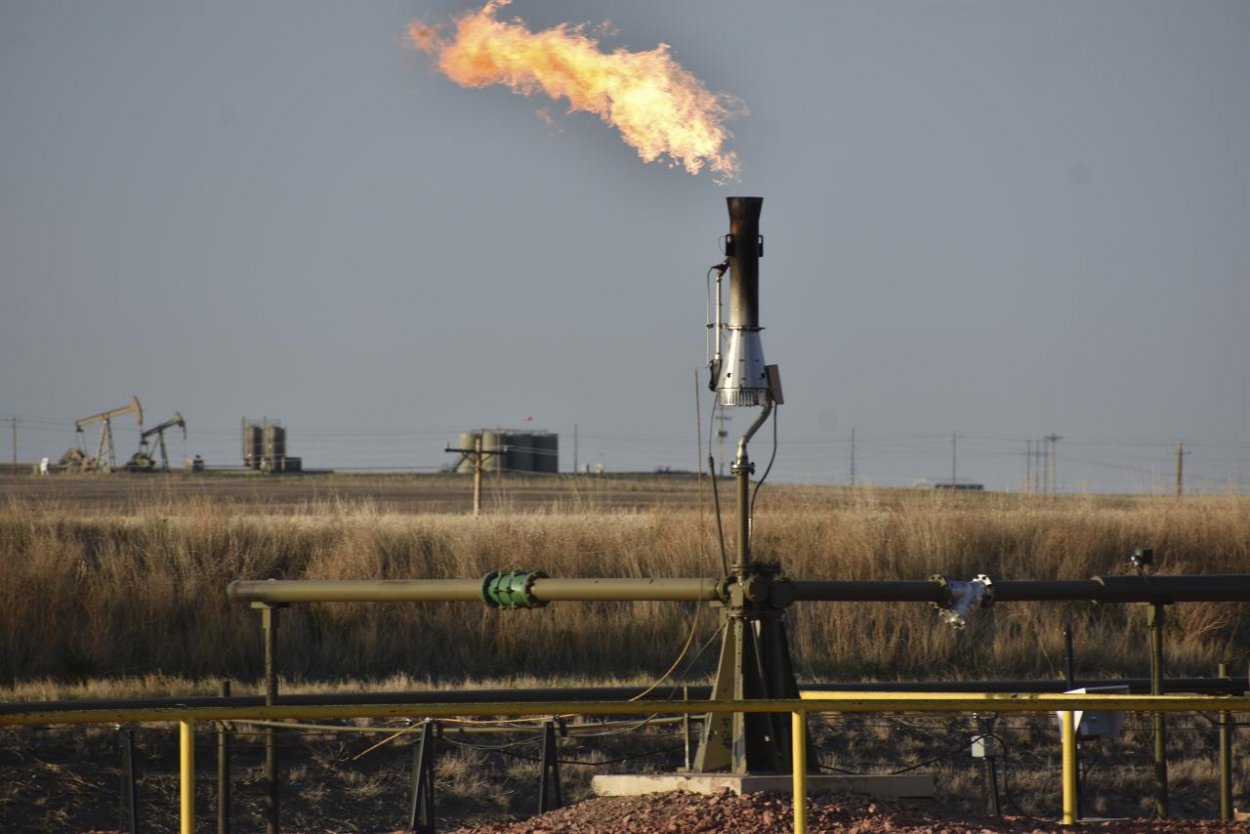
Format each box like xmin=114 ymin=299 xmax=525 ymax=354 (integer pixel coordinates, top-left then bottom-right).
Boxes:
xmin=2 ymin=484 xmax=1248 ymax=690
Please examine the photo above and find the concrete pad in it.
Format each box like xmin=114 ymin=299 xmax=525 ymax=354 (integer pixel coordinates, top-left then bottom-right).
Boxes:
xmin=591 ymin=772 xmax=935 ymax=798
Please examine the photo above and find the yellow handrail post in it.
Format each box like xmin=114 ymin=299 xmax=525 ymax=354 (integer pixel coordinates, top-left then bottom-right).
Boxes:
xmin=1060 ymin=710 xmax=1076 ymax=825
xmin=792 ymin=710 xmax=807 ymax=834
xmin=181 ymin=720 xmax=196 ymax=834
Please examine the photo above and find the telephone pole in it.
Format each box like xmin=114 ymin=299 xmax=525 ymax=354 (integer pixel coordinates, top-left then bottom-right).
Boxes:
xmin=1045 ymin=434 xmax=1063 ymax=495
xmin=9 ymin=416 xmax=15 ymax=468
xmin=1175 ymin=442 xmax=1189 ymax=497
xmin=849 ymin=427 xmax=856 ymax=487
xmin=1025 ymin=439 xmax=1032 ymax=493
xmin=445 ymin=435 xmax=505 ymax=516
xmin=950 ymin=432 xmax=958 ymax=489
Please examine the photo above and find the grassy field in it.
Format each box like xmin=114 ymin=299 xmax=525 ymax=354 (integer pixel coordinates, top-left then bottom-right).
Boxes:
xmin=1 ymin=472 xmax=1247 ymax=692
xmin=3 ymin=473 xmax=1249 ymax=831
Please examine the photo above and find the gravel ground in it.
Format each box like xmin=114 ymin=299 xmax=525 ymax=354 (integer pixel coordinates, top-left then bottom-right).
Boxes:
xmin=448 ymin=791 xmax=1250 ymax=834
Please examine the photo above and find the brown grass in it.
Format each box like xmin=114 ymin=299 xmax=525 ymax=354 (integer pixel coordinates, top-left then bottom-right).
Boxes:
xmin=1 ymin=478 xmax=1248 ymax=692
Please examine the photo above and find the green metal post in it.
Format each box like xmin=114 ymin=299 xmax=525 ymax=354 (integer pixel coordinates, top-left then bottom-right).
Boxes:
xmin=255 ymin=603 xmax=283 ymax=834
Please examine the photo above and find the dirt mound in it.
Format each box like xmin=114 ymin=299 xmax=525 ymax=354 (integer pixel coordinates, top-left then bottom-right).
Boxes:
xmin=447 ymin=791 xmax=1250 ymax=834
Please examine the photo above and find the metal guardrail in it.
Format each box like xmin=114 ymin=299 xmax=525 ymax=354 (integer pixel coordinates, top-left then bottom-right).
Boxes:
xmin=3 ymin=692 xmax=1247 ymax=834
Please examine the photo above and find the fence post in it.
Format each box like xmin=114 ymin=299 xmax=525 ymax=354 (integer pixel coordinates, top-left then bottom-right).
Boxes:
xmin=217 ymin=680 xmax=231 ymax=834
xmin=180 ymin=720 xmax=195 ymax=834
xmin=407 ymin=720 xmax=436 ymax=834
xmin=1219 ymin=663 xmax=1233 ymax=821
xmin=118 ymin=725 xmax=139 ymax=834
xmin=538 ymin=720 xmax=563 ymax=813
xmin=792 ymin=711 xmax=807 ymax=834
xmin=1061 ymin=709 xmax=1077 ymax=825
xmin=1149 ymin=602 xmax=1168 ymax=819
xmin=254 ymin=602 xmax=285 ymax=834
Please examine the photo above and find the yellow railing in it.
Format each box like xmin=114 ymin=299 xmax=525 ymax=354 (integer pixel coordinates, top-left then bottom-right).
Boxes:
xmin=5 ymin=692 xmax=1247 ymax=833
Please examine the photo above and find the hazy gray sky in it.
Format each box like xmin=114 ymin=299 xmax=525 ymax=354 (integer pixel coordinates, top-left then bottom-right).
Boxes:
xmin=3 ymin=1 xmax=1248 ymax=492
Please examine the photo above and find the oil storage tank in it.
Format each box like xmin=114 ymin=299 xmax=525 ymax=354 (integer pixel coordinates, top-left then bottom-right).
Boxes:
xmin=456 ymin=428 xmax=558 ymax=474
xmin=503 ymin=432 xmax=533 ymax=474
xmin=532 ymin=432 xmax=559 ymax=473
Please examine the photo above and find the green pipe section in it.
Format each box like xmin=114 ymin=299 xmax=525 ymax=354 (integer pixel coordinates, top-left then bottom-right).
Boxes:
xmin=481 ymin=570 xmax=547 ymax=609
xmin=228 ymin=576 xmax=722 ymax=606
xmin=532 ymin=577 xmax=720 ymax=602
xmin=228 ymin=579 xmax=485 ymax=604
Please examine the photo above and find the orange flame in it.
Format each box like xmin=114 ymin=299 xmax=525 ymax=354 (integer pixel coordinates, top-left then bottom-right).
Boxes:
xmin=408 ymin=1 xmax=742 ymax=178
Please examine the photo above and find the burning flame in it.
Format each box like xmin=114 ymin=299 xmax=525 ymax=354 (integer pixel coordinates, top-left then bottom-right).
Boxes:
xmin=408 ymin=1 xmax=742 ymax=178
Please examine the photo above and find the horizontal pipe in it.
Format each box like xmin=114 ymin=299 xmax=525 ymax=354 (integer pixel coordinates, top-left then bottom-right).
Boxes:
xmin=228 ymin=574 xmax=1250 ymax=607
xmin=228 ymin=578 xmax=721 ymax=605
xmin=0 ymin=687 xmax=705 ymax=717
xmin=792 ymin=581 xmax=946 ymax=603
xmin=794 ymin=575 xmax=1250 ymax=604
xmin=228 ymin=580 xmax=483 ymax=604
xmin=1091 ymin=575 xmax=1250 ymax=603
xmin=5 ymin=675 xmax=1240 ymax=721
xmin=991 ymin=580 xmax=1108 ymax=601
xmin=532 ymin=577 xmax=720 ymax=602
xmin=6 ymin=694 xmax=1250 ymax=728
xmin=801 ymin=677 xmax=1244 ymax=695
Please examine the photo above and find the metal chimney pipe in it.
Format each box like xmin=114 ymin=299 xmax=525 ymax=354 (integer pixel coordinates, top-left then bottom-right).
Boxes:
xmin=717 ymin=197 xmax=771 ymax=407
xmin=727 ymin=196 xmax=762 ymax=329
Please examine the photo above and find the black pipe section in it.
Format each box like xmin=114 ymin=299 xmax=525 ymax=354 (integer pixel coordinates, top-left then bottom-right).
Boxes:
xmin=792 ymin=575 xmax=1250 ymax=604
xmin=725 ymin=196 xmax=763 ymax=331
xmin=792 ymin=581 xmax=946 ymax=603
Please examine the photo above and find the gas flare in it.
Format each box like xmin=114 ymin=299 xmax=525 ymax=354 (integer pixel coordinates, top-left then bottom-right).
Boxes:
xmin=408 ymin=1 xmax=742 ymax=178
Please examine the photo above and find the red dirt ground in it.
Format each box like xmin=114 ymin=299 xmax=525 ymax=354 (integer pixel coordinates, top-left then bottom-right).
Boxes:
xmin=446 ymin=791 xmax=1250 ymax=834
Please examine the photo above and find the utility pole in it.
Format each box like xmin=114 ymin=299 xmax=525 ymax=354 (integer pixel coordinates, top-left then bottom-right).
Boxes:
xmin=9 ymin=416 xmax=15 ymax=468
xmin=573 ymin=424 xmax=578 ymax=474
xmin=445 ymin=435 xmax=504 ymax=516
xmin=849 ymin=427 xmax=856 ymax=487
xmin=1025 ymin=439 xmax=1032 ymax=494
xmin=1045 ymin=434 xmax=1063 ymax=495
xmin=950 ymin=432 xmax=958 ymax=489
xmin=1175 ymin=442 xmax=1189 ymax=497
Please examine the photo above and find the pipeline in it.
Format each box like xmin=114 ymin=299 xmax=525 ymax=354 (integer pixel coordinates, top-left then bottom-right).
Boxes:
xmin=227 ymin=576 xmax=723 ymax=606
xmin=229 ymin=573 xmax=1250 ymax=608
xmin=791 ymin=574 xmax=1250 ymax=605
xmin=6 ymin=676 xmax=1243 ymax=722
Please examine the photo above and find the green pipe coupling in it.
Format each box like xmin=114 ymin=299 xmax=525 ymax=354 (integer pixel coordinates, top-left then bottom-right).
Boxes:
xmin=481 ymin=570 xmax=548 ymax=610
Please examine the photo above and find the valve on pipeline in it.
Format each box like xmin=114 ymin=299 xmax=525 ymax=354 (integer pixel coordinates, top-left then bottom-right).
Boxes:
xmin=931 ymin=573 xmax=995 ymax=629
xmin=481 ymin=570 xmax=548 ymax=610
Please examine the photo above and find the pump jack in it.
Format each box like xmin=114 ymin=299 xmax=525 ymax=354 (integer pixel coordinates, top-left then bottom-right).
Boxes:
xmin=71 ymin=396 xmax=143 ymax=473
xmin=126 ymin=412 xmax=186 ymax=472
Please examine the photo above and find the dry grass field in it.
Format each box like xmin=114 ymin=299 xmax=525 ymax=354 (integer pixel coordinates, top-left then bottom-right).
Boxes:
xmin=2 ymin=472 xmax=1249 ymax=832
xmin=2 ymin=471 xmax=1247 ymax=690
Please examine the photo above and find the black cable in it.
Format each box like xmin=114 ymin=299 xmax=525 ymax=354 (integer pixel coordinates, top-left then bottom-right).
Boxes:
xmin=986 ymin=731 xmax=1044 ymax=821
xmin=707 ymin=451 xmax=729 ymax=575
xmin=887 ymin=740 xmax=973 ymax=775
